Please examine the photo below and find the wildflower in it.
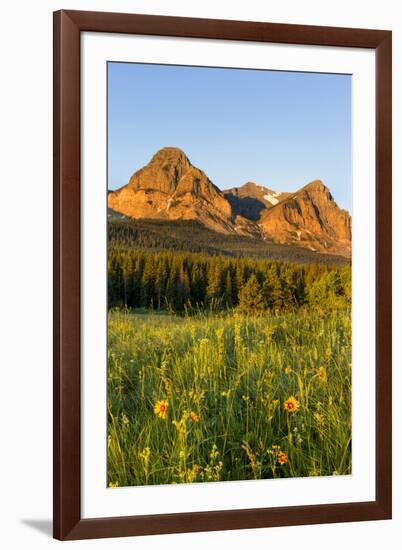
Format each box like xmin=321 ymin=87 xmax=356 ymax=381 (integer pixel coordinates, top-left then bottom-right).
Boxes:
xmin=284 ymin=367 xmax=292 ymax=374
xmin=190 ymin=411 xmax=200 ymax=423
xmin=204 ymin=460 xmax=223 ymax=481
xmin=108 ymin=481 xmax=119 ymax=488
xmin=283 ymin=396 xmax=300 ymax=413
xmin=138 ymin=446 xmax=151 ymax=464
xmin=210 ymin=444 xmax=219 ymax=461
xmin=316 ymin=366 xmax=327 ymax=382
xmin=163 ymin=378 xmax=173 ymax=395
xmin=277 ymin=451 xmax=288 ymax=465
xmin=172 ymin=412 xmax=189 ymax=438
xmin=153 ymin=399 xmax=168 ymax=419
xmin=242 ymin=442 xmax=257 ymax=467
xmin=189 ymin=389 xmax=205 ymax=403
xmin=187 ymin=464 xmax=201 ymax=483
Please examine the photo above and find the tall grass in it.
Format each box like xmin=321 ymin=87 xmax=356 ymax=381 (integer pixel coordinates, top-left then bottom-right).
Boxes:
xmin=107 ymin=307 xmax=351 ymax=486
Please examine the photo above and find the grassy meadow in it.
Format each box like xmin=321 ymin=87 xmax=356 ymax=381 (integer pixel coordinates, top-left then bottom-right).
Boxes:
xmin=107 ymin=307 xmax=351 ymax=486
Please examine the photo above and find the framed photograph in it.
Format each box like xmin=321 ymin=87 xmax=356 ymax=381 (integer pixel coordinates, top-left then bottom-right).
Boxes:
xmin=53 ymin=10 xmax=392 ymax=540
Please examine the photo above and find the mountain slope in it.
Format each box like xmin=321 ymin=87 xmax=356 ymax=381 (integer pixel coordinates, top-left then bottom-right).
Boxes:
xmin=108 ymin=147 xmax=351 ymax=257
xmin=224 ymin=182 xmax=289 ymax=220
xmin=109 ymin=218 xmax=349 ymax=266
xmin=259 ymin=180 xmax=351 ymax=256
xmin=108 ymin=147 xmax=237 ymax=234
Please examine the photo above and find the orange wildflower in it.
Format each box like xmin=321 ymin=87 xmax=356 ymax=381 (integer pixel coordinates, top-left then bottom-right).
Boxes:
xmin=277 ymin=451 xmax=288 ymax=465
xmin=153 ymin=399 xmax=168 ymax=419
xmin=283 ymin=396 xmax=300 ymax=413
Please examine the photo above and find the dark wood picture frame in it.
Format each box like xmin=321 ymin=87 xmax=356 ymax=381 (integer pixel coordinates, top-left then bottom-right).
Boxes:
xmin=53 ymin=9 xmax=392 ymax=541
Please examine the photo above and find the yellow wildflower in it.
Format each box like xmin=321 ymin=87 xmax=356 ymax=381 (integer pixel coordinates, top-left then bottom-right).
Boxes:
xmin=187 ymin=464 xmax=200 ymax=483
xmin=316 ymin=366 xmax=327 ymax=382
xmin=283 ymin=396 xmax=300 ymax=413
xmin=153 ymin=399 xmax=168 ymax=419
xmin=172 ymin=412 xmax=189 ymax=437
xmin=138 ymin=446 xmax=151 ymax=463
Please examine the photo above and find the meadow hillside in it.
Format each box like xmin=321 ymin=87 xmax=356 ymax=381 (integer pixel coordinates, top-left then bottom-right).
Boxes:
xmin=108 ymin=308 xmax=351 ymax=486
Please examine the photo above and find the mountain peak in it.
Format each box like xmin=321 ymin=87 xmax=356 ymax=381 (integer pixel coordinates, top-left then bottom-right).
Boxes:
xmin=224 ymin=181 xmax=288 ymax=221
xmin=259 ymin=178 xmax=351 ymax=256
xmin=301 ymin=179 xmax=330 ymax=195
xmin=227 ymin=181 xmax=279 ymax=198
xmin=297 ymin=179 xmax=340 ymax=209
xmin=149 ymin=147 xmax=191 ymax=166
xmin=303 ymin=179 xmax=325 ymax=188
xmin=127 ymin=147 xmax=191 ymax=194
xmin=241 ymin=181 xmax=268 ymax=191
xmin=108 ymin=147 xmax=236 ymax=234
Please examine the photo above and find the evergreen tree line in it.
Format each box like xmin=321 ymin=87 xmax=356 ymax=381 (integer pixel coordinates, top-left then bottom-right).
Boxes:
xmin=108 ymin=219 xmax=215 ymax=254
xmin=109 ymin=219 xmax=349 ymax=266
xmin=108 ymin=246 xmax=351 ymax=313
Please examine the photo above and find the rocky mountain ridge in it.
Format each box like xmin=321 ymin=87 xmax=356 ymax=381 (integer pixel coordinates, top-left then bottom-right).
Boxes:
xmin=224 ymin=181 xmax=290 ymax=221
xmin=108 ymin=147 xmax=351 ymax=257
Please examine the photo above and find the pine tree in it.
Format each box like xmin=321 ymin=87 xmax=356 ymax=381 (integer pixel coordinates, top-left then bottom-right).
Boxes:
xmin=223 ymin=269 xmax=233 ymax=308
xmin=190 ymin=262 xmax=204 ymax=305
xmin=141 ymin=255 xmax=155 ymax=307
xmin=238 ymin=274 xmax=265 ymax=314
xmin=155 ymin=258 xmax=168 ymax=309
xmin=122 ymin=254 xmax=134 ymax=307
xmin=280 ymin=265 xmax=298 ymax=309
xmin=235 ymin=261 xmax=246 ymax=301
xmin=175 ymin=265 xmax=191 ymax=310
xmin=207 ymin=259 xmax=223 ymax=307
xmin=261 ymin=272 xmax=274 ymax=310
xmin=108 ymin=256 xmax=124 ymax=307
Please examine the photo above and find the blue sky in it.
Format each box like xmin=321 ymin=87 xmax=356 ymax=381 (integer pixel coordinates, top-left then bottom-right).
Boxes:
xmin=108 ymin=62 xmax=351 ymax=212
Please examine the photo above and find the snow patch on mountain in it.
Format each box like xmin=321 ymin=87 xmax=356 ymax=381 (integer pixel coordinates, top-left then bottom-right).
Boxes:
xmin=264 ymin=192 xmax=281 ymax=205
